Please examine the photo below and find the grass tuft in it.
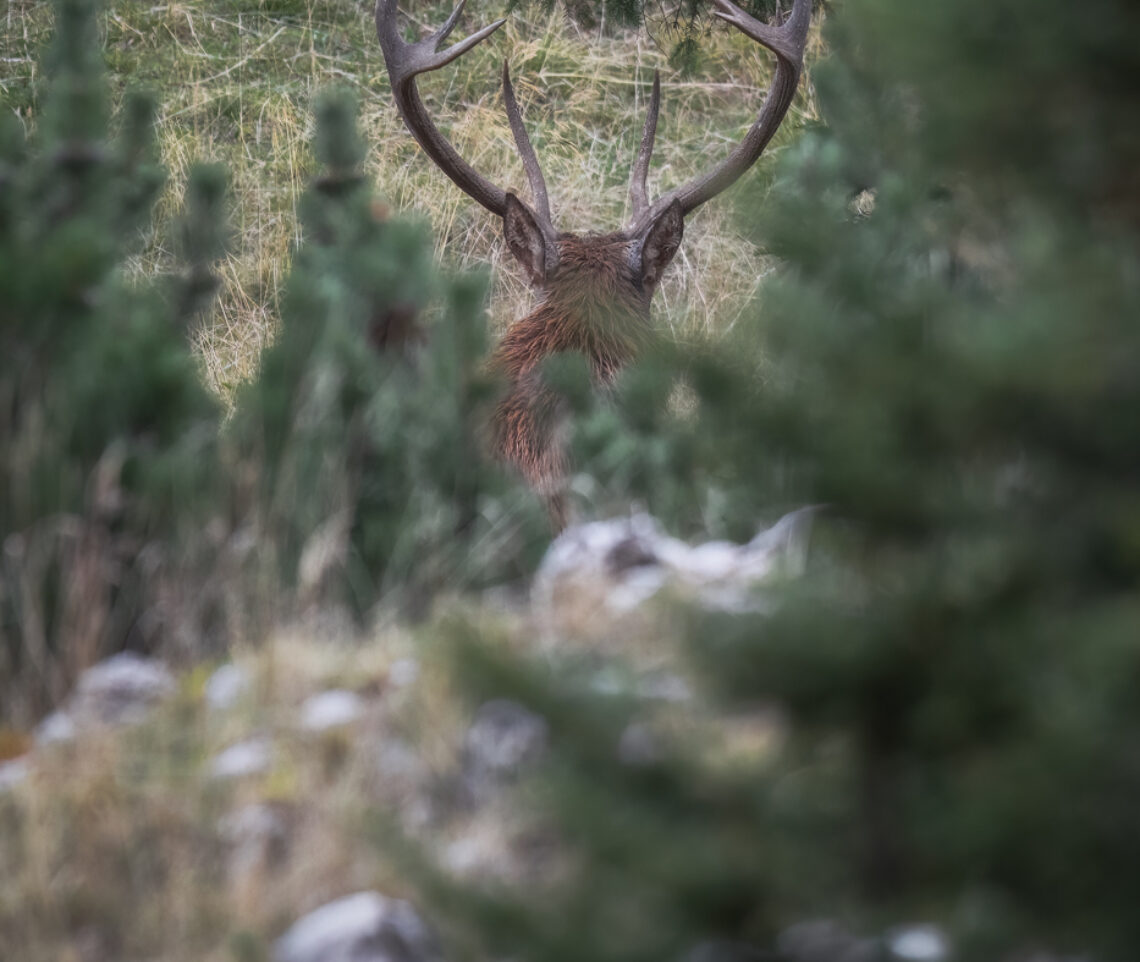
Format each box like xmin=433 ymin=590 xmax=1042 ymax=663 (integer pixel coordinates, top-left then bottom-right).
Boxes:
xmin=1 ymin=0 xmax=818 ymax=400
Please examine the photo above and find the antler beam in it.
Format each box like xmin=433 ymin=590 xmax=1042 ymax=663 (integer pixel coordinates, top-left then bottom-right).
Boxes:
xmin=628 ymin=0 xmax=811 ymax=235
xmin=375 ymin=0 xmax=509 ymax=217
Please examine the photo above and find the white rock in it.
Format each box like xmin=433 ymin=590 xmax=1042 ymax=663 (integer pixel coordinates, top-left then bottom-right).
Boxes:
xmin=273 ymin=891 xmax=441 ymax=962
xmin=219 ymin=803 xmax=289 ymax=873
xmin=464 ymin=699 xmax=549 ymax=783
xmin=443 ymin=834 xmax=491 ymax=877
xmin=210 ymin=737 xmax=273 ymax=780
xmin=886 ymin=925 xmax=950 ymax=961
xmin=679 ymin=540 xmax=744 ymax=583
xmin=668 ymin=508 xmax=817 ymax=611
xmin=36 ymin=710 xmax=77 ymax=745
xmin=219 ymin=802 xmax=287 ymax=845
xmin=532 ymin=508 xmax=817 ymax=628
xmin=440 ymin=821 xmax=522 ymax=881
xmin=70 ymin=652 xmax=176 ymax=725
xmin=387 ymin=658 xmax=420 ymax=689
xmin=533 ymin=512 xmax=668 ymax=607
xmin=300 ymin=690 xmax=365 ymax=732
xmin=0 ymin=758 xmax=30 ymax=793
xmin=747 ymin=507 xmax=814 ymax=572
xmin=530 ymin=514 xmax=670 ymax=643
xmin=205 ymin=664 xmax=253 ymax=711
xmin=376 ymin=738 xmax=423 ymax=781
xmin=607 ymin=565 xmax=669 ymax=612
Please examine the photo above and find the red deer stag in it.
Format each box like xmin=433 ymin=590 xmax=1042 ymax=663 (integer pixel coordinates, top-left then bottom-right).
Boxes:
xmin=376 ymin=0 xmax=810 ymax=530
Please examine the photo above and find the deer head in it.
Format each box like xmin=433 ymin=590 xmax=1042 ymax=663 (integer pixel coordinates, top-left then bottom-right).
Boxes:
xmin=376 ymin=0 xmax=810 ymax=529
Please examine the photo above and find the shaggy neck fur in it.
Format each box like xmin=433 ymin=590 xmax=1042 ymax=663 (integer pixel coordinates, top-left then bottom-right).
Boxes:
xmin=494 ymin=232 xmax=652 ymax=384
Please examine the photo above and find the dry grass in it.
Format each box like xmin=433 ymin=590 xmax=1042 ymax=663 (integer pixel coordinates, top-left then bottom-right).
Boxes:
xmin=0 ymin=590 xmax=777 ymax=960
xmin=0 ymin=634 xmax=418 ymax=961
xmin=1 ymin=0 xmax=819 ymax=401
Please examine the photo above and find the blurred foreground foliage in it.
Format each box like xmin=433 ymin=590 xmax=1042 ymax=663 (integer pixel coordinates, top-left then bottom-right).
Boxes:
xmin=0 ymin=0 xmax=223 ymax=724
xmin=404 ymin=0 xmax=1140 ymax=959
xmin=0 ymin=0 xmax=546 ymax=724
xmin=225 ymin=91 xmax=549 ymax=619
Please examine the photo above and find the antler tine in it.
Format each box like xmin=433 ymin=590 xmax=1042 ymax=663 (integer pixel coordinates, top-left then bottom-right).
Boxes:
xmin=376 ymin=0 xmax=506 ymax=78
xmin=629 ymin=0 xmax=810 ymax=235
xmin=502 ymin=62 xmax=554 ymax=233
xmin=430 ymin=9 xmax=508 ymax=70
xmin=430 ymin=0 xmax=470 ymax=46
xmin=710 ymin=0 xmax=809 ymax=70
xmin=628 ymin=70 xmax=661 ymax=223
xmin=376 ymin=0 xmax=510 ymax=216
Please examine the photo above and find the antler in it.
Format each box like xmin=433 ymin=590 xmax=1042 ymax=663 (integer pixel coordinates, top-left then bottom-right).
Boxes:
xmin=628 ymin=0 xmax=811 ymax=235
xmin=375 ymin=0 xmax=506 ymax=215
xmin=502 ymin=62 xmax=553 ymax=229
xmin=629 ymin=70 xmax=661 ymax=225
xmin=376 ymin=0 xmax=554 ymax=240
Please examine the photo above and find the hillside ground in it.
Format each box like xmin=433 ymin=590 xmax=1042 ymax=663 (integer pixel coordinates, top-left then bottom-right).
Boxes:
xmin=0 ymin=0 xmax=818 ymax=399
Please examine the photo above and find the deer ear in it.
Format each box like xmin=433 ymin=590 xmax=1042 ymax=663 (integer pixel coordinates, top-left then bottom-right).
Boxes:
xmin=639 ymin=200 xmax=684 ymax=290
xmin=504 ymin=193 xmax=548 ymax=286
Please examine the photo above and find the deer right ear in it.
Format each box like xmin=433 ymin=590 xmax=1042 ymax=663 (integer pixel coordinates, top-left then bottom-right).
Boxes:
xmin=639 ymin=200 xmax=684 ymax=291
xmin=504 ymin=193 xmax=549 ymax=286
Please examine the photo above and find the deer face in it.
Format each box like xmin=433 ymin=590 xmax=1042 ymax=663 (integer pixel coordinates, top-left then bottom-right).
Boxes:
xmin=503 ymin=193 xmax=685 ymax=332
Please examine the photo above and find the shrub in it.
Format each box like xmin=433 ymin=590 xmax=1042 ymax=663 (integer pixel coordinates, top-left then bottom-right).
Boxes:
xmin=0 ymin=0 xmax=226 ymax=725
xmin=226 ymin=91 xmax=549 ymax=620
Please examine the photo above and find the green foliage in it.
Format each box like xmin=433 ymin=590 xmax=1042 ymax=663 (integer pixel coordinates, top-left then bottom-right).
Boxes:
xmin=698 ymin=0 xmax=1140 ymax=951
xmin=0 ymin=0 xmax=224 ymax=724
xmin=174 ymin=162 xmax=231 ymax=326
xmin=411 ymin=0 xmax=1140 ymax=958
xmin=2 ymin=1 xmax=552 ymax=722
xmin=227 ymin=90 xmax=549 ymax=617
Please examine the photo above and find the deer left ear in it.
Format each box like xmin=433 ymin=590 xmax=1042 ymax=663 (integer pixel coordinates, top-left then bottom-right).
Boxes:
xmin=639 ymin=200 xmax=684 ymax=291
xmin=504 ymin=192 xmax=549 ymax=286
